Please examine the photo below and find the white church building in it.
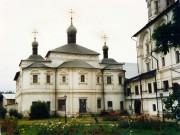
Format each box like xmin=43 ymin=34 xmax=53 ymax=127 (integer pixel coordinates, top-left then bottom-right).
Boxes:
xmin=14 ymin=18 xmax=125 ymax=117
xmin=14 ymin=0 xmax=180 ymax=117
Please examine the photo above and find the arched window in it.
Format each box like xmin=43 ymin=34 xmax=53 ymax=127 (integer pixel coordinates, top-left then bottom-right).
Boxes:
xmin=81 ymin=75 xmax=85 ymax=82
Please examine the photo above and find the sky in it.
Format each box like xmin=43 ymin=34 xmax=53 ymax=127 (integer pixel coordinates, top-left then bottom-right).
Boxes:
xmin=0 ymin=0 xmax=148 ymax=91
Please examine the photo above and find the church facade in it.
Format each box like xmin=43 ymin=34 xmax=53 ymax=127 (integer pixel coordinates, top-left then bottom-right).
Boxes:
xmin=14 ymin=19 xmax=125 ymax=117
xmin=125 ymin=0 xmax=180 ymax=116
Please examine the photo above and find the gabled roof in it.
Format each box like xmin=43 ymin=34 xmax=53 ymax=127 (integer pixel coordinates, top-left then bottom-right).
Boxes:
xmin=133 ymin=1 xmax=178 ymax=37
xmin=2 ymin=94 xmax=15 ymax=99
xmin=58 ymin=60 xmax=95 ymax=69
xmin=46 ymin=43 xmax=100 ymax=57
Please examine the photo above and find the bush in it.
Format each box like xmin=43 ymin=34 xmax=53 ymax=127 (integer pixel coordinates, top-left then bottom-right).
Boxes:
xmin=1 ymin=117 xmax=18 ymax=134
xmin=0 ymin=107 xmax=7 ymax=119
xmin=29 ymin=101 xmax=50 ymax=119
xmin=9 ymin=109 xmax=23 ymax=119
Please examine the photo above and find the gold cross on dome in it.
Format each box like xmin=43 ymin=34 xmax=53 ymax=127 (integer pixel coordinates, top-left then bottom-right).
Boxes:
xmin=69 ymin=9 xmax=75 ymax=20
xmin=32 ymin=29 xmax=38 ymax=39
xmin=102 ymin=35 xmax=108 ymax=43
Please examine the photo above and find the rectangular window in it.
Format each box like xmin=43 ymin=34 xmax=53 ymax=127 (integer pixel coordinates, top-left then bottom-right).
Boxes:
xmin=81 ymin=75 xmax=85 ymax=82
xmin=97 ymin=99 xmax=101 ymax=109
xmin=120 ymin=101 xmax=124 ymax=110
xmin=107 ymin=76 xmax=112 ymax=84
xmin=58 ymin=99 xmax=65 ymax=111
xmin=147 ymin=63 xmax=150 ymax=71
xmin=175 ymin=51 xmax=180 ymax=63
xmin=33 ymin=75 xmax=38 ymax=83
xmin=62 ymin=76 xmax=66 ymax=83
xmin=118 ymin=76 xmax=122 ymax=84
xmin=155 ymin=1 xmax=159 ymax=14
xmin=127 ymin=88 xmax=131 ymax=96
xmin=153 ymin=104 xmax=156 ymax=111
xmin=47 ymin=101 xmax=50 ymax=111
xmin=46 ymin=75 xmax=50 ymax=83
xmin=162 ymin=57 xmax=165 ymax=67
xmin=153 ymin=82 xmax=157 ymax=92
xmin=148 ymin=83 xmax=152 ymax=93
xmin=163 ymin=80 xmax=169 ymax=91
xmin=97 ymin=77 xmax=100 ymax=84
xmin=32 ymin=101 xmax=37 ymax=105
xmin=135 ymin=85 xmax=139 ymax=95
xmin=108 ymin=101 xmax=113 ymax=108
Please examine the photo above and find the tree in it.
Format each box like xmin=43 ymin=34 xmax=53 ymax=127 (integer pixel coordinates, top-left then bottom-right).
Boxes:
xmin=152 ymin=3 xmax=180 ymax=55
xmin=163 ymin=83 xmax=180 ymax=120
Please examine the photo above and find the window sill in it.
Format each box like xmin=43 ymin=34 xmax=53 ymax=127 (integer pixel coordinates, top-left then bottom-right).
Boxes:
xmin=79 ymin=82 xmax=87 ymax=85
xmin=60 ymin=83 xmax=68 ymax=85
xmin=30 ymin=83 xmax=40 ymax=85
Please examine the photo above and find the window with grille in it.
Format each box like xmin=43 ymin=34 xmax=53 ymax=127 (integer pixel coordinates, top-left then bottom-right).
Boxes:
xmin=46 ymin=75 xmax=50 ymax=83
xmin=162 ymin=57 xmax=165 ymax=67
xmin=118 ymin=76 xmax=122 ymax=84
xmin=163 ymin=80 xmax=169 ymax=91
xmin=58 ymin=99 xmax=65 ymax=111
xmin=81 ymin=75 xmax=85 ymax=82
xmin=97 ymin=99 xmax=101 ymax=109
xmin=97 ymin=76 xmax=101 ymax=84
xmin=33 ymin=75 xmax=38 ymax=83
xmin=107 ymin=76 xmax=112 ymax=84
xmin=108 ymin=101 xmax=113 ymax=108
xmin=135 ymin=85 xmax=139 ymax=95
xmin=153 ymin=104 xmax=156 ymax=111
xmin=62 ymin=76 xmax=66 ymax=83
xmin=148 ymin=83 xmax=152 ymax=93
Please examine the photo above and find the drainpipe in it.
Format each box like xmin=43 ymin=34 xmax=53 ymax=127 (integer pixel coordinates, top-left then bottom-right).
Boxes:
xmin=151 ymin=51 xmax=159 ymax=117
xmin=54 ymin=68 xmax=57 ymax=116
xmin=101 ymin=68 xmax=106 ymax=112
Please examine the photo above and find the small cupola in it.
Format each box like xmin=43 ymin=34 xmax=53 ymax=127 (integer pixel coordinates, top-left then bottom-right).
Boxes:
xmin=102 ymin=35 xmax=109 ymax=58
xmin=67 ymin=9 xmax=77 ymax=44
xmin=32 ymin=37 xmax=38 ymax=55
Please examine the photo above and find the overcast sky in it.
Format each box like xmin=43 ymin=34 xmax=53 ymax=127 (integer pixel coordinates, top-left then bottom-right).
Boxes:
xmin=0 ymin=0 xmax=147 ymax=91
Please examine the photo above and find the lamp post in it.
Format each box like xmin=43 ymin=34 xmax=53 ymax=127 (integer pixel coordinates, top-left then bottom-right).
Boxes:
xmin=159 ymin=93 xmax=164 ymax=122
xmin=64 ymin=95 xmax=67 ymax=123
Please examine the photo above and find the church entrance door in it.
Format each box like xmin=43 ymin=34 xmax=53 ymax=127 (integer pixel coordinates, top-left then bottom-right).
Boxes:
xmin=134 ymin=99 xmax=141 ymax=114
xmin=79 ymin=99 xmax=87 ymax=113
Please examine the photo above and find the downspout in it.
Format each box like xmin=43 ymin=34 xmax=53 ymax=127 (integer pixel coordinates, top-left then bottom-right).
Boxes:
xmin=150 ymin=51 xmax=159 ymax=117
xmin=54 ymin=68 xmax=57 ymax=116
xmin=131 ymin=37 xmax=140 ymax=74
xmin=131 ymin=36 xmax=143 ymax=113
xmin=140 ymin=76 xmax=143 ymax=114
xmin=101 ymin=68 xmax=106 ymax=112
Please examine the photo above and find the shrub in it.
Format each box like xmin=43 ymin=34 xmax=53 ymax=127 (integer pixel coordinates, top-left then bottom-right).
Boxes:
xmin=9 ymin=109 xmax=23 ymax=119
xmin=29 ymin=101 xmax=50 ymax=119
xmin=0 ymin=107 xmax=7 ymax=119
xmin=1 ymin=117 xmax=18 ymax=134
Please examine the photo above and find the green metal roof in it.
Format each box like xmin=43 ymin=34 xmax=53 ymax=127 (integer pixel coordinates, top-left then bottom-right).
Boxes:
xmin=26 ymin=62 xmax=49 ymax=68
xmin=27 ymin=54 xmax=45 ymax=61
xmin=46 ymin=43 xmax=100 ymax=57
xmin=58 ymin=60 xmax=95 ymax=69
xmin=100 ymin=58 xmax=122 ymax=65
